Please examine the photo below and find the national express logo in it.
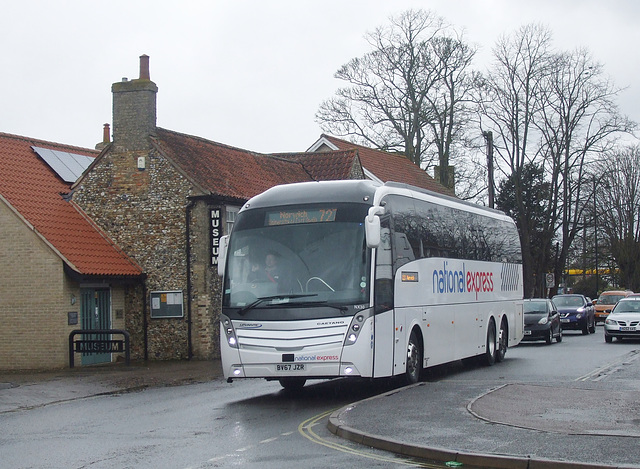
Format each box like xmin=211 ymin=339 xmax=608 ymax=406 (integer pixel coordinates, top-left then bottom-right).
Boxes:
xmin=432 ymin=261 xmax=520 ymax=298
xmin=432 ymin=261 xmax=493 ymax=299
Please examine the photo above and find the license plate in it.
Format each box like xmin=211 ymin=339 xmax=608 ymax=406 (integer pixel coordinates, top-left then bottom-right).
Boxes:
xmin=561 ymin=318 xmax=569 ymax=323
xmin=276 ymin=363 xmax=305 ymax=372
xmin=620 ymin=326 xmax=636 ymax=332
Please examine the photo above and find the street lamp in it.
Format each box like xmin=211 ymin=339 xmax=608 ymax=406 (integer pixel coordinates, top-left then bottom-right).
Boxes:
xmin=593 ymin=176 xmax=599 ymax=295
xmin=483 ymin=131 xmax=495 ymax=209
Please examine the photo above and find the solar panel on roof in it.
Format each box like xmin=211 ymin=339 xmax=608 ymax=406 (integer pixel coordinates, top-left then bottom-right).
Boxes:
xmin=32 ymin=146 xmax=94 ymax=183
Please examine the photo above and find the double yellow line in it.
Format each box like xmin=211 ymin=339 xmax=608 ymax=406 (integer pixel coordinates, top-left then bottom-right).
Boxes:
xmin=297 ymin=409 xmax=443 ymax=468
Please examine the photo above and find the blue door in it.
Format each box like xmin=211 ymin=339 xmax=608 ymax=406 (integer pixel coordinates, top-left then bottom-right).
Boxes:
xmin=81 ymin=288 xmax=111 ymax=365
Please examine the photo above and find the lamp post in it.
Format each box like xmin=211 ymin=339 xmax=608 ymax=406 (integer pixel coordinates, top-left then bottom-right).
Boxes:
xmin=593 ymin=176 xmax=599 ymax=295
xmin=483 ymin=131 xmax=495 ymax=209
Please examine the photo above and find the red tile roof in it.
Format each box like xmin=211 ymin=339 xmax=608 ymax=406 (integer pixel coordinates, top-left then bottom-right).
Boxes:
xmin=271 ymin=150 xmax=361 ymax=181
xmin=0 ymin=132 xmax=142 ymax=277
xmin=153 ymin=129 xmax=361 ymax=200
xmin=319 ymin=134 xmax=456 ymax=197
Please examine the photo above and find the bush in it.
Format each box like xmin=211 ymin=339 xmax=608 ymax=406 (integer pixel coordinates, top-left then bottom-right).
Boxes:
xmin=571 ymin=275 xmax=609 ymax=299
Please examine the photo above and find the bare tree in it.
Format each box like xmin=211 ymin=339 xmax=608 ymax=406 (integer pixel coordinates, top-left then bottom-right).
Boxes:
xmin=536 ymin=48 xmax=635 ymax=294
xmin=316 ymin=9 xmax=477 ymax=190
xmin=478 ymin=24 xmax=553 ymax=297
xmin=594 ymin=146 xmax=640 ymax=291
xmin=425 ymin=34 xmax=480 ymax=190
xmin=480 ymin=23 xmax=634 ymax=297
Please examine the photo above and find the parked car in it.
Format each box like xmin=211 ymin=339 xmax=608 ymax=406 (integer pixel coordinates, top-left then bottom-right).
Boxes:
xmin=604 ymin=297 xmax=640 ymax=342
xmin=551 ymin=294 xmax=596 ymax=335
xmin=523 ymin=298 xmax=562 ymax=344
xmin=594 ymin=290 xmax=633 ymax=324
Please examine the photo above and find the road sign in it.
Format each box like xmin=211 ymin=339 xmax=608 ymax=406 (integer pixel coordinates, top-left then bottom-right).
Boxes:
xmin=546 ymin=273 xmax=555 ymax=288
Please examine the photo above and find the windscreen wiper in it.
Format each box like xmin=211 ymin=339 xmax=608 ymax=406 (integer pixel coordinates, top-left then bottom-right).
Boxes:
xmin=286 ymin=300 xmax=349 ymax=313
xmin=236 ymin=294 xmax=318 ymax=316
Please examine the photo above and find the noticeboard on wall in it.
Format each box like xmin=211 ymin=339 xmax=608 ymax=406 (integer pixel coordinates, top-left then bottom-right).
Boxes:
xmin=150 ymin=290 xmax=184 ymax=318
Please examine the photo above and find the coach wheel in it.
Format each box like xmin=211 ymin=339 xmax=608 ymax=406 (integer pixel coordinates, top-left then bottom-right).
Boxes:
xmin=496 ymin=319 xmax=508 ymax=360
xmin=278 ymin=378 xmax=306 ymax=391
xmin=405 ymin=329 xmax=422 ymax=385
xmin=484 ymin=318 xmax=497 ymax=366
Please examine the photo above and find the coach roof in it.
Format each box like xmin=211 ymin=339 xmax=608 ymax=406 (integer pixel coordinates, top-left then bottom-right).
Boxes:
xmin=241 ymin=180 xmax=381 ymax=210
xmin=241 ymin=180 xmax=511 ymax=223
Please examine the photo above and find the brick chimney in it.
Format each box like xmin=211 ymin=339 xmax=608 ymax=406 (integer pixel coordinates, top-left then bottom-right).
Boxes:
xmin=95 ymin=123 xmax=111 ymax=151
xmin=111 ymin=54 xmax=158 ymax=151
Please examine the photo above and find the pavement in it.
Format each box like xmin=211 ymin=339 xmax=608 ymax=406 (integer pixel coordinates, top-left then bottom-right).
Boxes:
xmin=0 ymin=360 xmax=222 ymax=413
xmin=2 ymin=357 xmax=640 ymax=469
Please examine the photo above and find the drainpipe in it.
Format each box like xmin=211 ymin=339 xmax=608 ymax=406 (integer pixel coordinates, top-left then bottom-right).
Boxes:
xmin=185 ymin=199 xmax=196 ymax=360
xmin=141 ymin=274 xmax=148 ymax=361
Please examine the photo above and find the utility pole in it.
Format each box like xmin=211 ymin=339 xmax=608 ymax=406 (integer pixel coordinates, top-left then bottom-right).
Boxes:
xmin=593 ymin=176 xmax=599 ymax=295
xmin=483 ymin=131 xmax=495 ymax=208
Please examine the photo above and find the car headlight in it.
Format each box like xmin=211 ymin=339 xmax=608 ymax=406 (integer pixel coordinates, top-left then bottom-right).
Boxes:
xmin=605 ymin=318 xmax=618 ymax=325
xmin=538 ymin=317 xmax=549 ymax=325
xmin=576 ymin=313 xmax=583 ymax=319
xmin=576 ymin=307 xmax=585 ymax=313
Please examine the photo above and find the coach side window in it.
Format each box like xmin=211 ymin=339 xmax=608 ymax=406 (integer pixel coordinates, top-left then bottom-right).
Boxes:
xmin=393 ymin=232 xmax=415 ymax=270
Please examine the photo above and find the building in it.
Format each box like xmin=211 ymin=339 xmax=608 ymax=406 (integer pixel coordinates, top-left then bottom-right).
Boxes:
xmin=307 ymin=134 xmax=456 ymax=196
xmin=71 ymin=56 xmax=370 ymax=362
xmin=0 ymin=132 xmax=143 ymax=370
xmin=2 ymin=54 xmax=453 ymax=368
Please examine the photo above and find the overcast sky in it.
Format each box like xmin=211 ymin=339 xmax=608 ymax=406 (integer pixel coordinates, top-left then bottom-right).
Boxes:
xmin=2 ymin=1 xmax=639 ymax=154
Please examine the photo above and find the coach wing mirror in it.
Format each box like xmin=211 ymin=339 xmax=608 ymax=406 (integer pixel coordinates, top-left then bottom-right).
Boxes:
xmin=365 ymin=206 xmax=385 ymax=248
xmin=217 ymin=235 xmax=229 ymax=276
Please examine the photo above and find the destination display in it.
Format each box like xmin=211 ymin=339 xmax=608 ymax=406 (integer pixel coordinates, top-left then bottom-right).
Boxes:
xmin=266 ymin=207 xmax=337 ymax=225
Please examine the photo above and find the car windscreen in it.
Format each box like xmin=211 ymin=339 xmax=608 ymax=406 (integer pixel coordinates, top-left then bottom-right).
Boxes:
xmin=598 ymin=294 xmax=624 ymax=305
xmin=524 ymin=301 xmax=547 ymax=314
xmin=553 ymin=296 xmax=583 ymax=307
xmin=612 ymin=301 xmax=640 ymax=313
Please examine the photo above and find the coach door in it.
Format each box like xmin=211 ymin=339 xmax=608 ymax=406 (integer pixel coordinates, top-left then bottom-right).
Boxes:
xmin=373 ymin=218 xmax=395 ymax=377
xmin=81 ymin=288 xmax=111 ymax=365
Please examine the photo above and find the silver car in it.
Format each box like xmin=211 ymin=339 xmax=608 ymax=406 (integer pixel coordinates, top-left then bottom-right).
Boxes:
xmin=604 ymin=297 xmax=640 ymax=343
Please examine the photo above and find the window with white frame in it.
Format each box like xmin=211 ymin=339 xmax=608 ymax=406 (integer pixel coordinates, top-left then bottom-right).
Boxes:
xmin=226 ymin=206 xmax=239 ymax=234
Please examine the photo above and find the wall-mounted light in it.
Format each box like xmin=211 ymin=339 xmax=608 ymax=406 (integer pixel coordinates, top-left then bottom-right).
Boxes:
xmin=137 ymin=156 xmax=146 ymax=171
xmin=70 ymin=294 xmax=76 ymax=305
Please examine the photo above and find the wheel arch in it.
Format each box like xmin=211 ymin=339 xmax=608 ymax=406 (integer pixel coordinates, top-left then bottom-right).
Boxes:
xmin=411 ymin=323 xmax=424 ymax=356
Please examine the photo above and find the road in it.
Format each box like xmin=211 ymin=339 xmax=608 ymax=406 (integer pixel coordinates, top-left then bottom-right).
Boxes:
xmin=2 ymin=325 xmax=638 ymax=469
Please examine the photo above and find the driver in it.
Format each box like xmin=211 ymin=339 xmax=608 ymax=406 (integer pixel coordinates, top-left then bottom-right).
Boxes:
xmin=248 ymin=252 xmax=281 ymax=284
xmin=264 ymin=253 xmax=280 ymax=283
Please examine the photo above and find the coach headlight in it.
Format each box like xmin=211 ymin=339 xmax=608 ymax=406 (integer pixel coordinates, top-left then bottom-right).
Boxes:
xmin=344 ymin=312 xmax=369 ymax=346
xmin=221 ymin=314 xmax=238 ymax=349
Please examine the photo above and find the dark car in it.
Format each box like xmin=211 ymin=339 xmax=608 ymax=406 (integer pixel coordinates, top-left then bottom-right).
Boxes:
xmin=604 ymin=297 xmax=640 ymax=342
xmin=523 ymin=298 xmax=562 ymax=344
xmin=552 ymin=294 xmax=596 ymax=335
